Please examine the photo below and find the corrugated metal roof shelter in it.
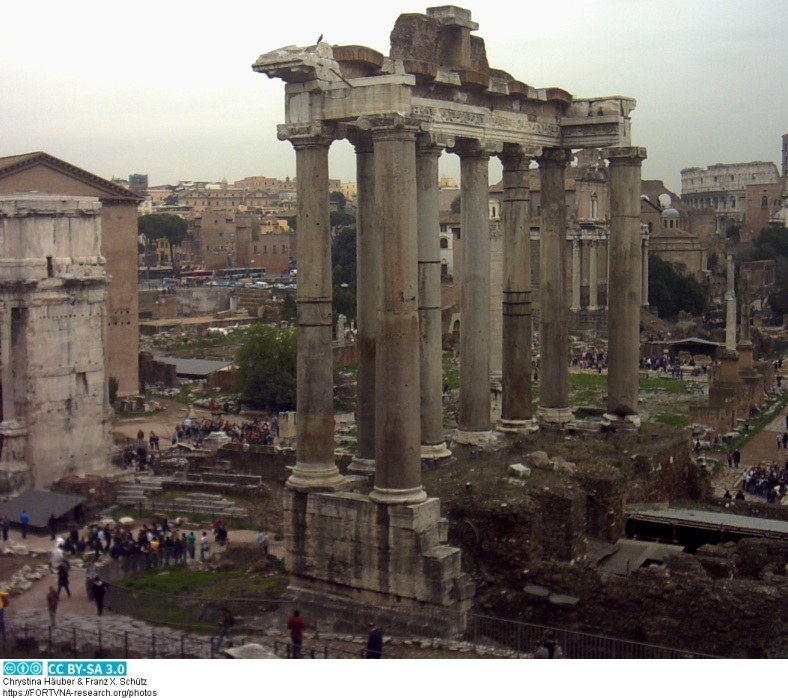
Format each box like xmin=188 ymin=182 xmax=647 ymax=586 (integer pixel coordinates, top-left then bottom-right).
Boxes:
xmin=598 ymin=539 xmax=685 ymax=575
xmin=2 ymin=489 xmax=86 ymax=530
xmin=155 ymin=355 xmax=233 ymax=380
xmin=628 ymin=507 xmax=788 ymax=541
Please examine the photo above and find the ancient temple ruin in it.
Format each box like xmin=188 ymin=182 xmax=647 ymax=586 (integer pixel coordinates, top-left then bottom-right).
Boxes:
xmin=0 ymin=195 xmax=112 ymax=494
xmin=254 ymin=6 xmax=645 ymax=621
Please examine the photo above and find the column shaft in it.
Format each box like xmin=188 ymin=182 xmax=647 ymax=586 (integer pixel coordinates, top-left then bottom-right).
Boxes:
xmin=725 ymin=255 xmax=737 ymax=351
xmin=457 ymin=145 xmax=492 ymax=434
xmin=499 ymin=146 xmax=533 ymax=425
xmin=0 ymin=309 xmax=15 ymax=422
xmin=537 ymin=148 xmax=572 ymax=423
xmin=350 ymin=133 xmax=377 ymax=468
xmin=589 ymin=240 xmax=599 ymax=310
xmin=603 ymin=146 xmax=647 ymax=419
xmin=417 ymin=141 xmax=449 ymax=457
xmin=571 ymin=236 xmax=581 ymax=310
xmin=369 ymin=118 xmax=425 ymax=504
xmin=287 ymin=130 xmax=344 ymax=491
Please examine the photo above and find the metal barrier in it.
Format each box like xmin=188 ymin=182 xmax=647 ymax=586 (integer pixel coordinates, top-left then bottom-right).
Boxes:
xmin=9 ymin=552 xmax=715 ymax=659
xmin=2 ymin=620 xmax=215 ymax=659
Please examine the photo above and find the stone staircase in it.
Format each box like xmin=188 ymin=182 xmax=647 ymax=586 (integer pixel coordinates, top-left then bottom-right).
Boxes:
xmin=115 ymin=476 xmax=165 ymax=506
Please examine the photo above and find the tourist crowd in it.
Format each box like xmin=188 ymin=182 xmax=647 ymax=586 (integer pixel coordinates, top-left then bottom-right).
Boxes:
xmin=741 ymin=462 xmax=788 ymax=504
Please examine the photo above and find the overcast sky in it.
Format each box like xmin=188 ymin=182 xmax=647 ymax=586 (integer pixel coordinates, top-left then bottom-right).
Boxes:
xmin=3 ymin=1 xmax=786 ymax=195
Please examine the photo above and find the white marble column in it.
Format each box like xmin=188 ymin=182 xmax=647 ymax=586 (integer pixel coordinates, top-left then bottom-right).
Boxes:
xmin=348 ymin=131 xmax=377 ymax=473
xmin=285 ymin=124 xmax=346 ymax=492
xmin=0 ymin=308 xmax=15 ymax=423
xmin=364 ymin=114 xmax=426 ymax=505
xmin=499 ymin=144 xmax=534 ymax=428
xmin=452 ymin=139 xmax=497 ymax=441
xmin=603 ymin=146 xmax=647 ymax=423
xmin=537 ymin=148 xmax=573 ymax=425
xmin=417 ymin=136 xmax=450 ymax=460
xmin=588 ymin=239 xmax=599 ymax=310
xmin=725 ymin=254 xmax=737 ymax=352
xmin=571 ymin=234 xmax=581 ymax=311
xmin=641 ymin=235 xmax=650 ymax=308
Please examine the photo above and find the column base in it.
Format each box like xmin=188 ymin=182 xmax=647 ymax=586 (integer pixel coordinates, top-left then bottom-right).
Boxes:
xmin=537 ymin=407 xmax=574 ymax=426
xmin=286 ymin=462 xmax=349 ymax=493
xmin=420 ymin=442 xmax=452 ymax=461
xmin=347 ymin=456 xmax=375 ymax=475
xmin=602 ymin=413 xmax=641 ymax=430
xmin=498 ymin=419 xmax=540 ymax=434
xmin=369 ymin=485 xmax=428 ymax=505
xmin=453 ymin=429 xmax=497 ymax=446
xmin=283 ymin=490 xmax=474 ymax=626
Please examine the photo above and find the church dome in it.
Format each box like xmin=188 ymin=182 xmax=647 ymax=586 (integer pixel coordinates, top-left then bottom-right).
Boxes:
xmin=660 ymin=207 xmax=680 ymax=218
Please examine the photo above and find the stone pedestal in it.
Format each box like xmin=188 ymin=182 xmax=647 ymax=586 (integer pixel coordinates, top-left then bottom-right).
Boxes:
xmin=283 ymin=489 xmax=474 ymax=635
xmin=0 ymin=420 xmax=30 ymax=495
xmin=737 ymin=341 xmax=754 ymax=372
xmin=718 ymin=350 xmax=740 ymax=383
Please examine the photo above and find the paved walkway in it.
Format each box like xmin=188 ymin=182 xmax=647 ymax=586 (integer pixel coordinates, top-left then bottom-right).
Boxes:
xmin=710 ymin=399 xmax=788 ymax=498
xmin=1 ymin=530 xmax=284 ymax=658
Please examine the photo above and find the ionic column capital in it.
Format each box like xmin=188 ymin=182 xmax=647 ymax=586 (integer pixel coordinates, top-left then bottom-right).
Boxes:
xmin=417 ymin=131 xmax=454 ymax=152
xmin=601 ymin=146 xmax=648 ymax=163
xmin=278 ymin=121 xmax=338 ymax=148
xmin=448 ymin=137 xmax=502 ymax=159
xmin=356 ymin=112 xmax=422 ymax=138
xmin=536 ymin=147 xmax=572 ymax=167
xmin=346 ymin=129 xmax=374 ymax=153
xmin=498 ymin=143 xmax=537 ymax=170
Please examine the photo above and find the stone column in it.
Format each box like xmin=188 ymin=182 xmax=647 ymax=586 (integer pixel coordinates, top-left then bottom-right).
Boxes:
xmin=603 ymin=146 xmax=647 ymax=422
xmin=362 ymin=114 xmax=426 ymax=505
xmin=725 ymin=254 xmax=737 ymax=352
xmin=537 ymin=148 xmax=573 ymax=425
xmin=417 ymin=135 xmax=451 ymax=460
xmin=588 ymin=239 xmax=599 ymax=310
xmin=452 ymin=139 xmax=497 ymax=440
xmin=499 ymin=145 xmax=534 ymax=428
xmin=348 ymin=131 xmax=378 ymax=473
xmin=0 ymin=309 xmax=15 ymax=423
xmin=285 ymin=124 xmax=345 ymax=491
xmin=571 ymin=234 xmax=582 ymax=311
xmin=641 ymin=235 xmax=650 ymax=308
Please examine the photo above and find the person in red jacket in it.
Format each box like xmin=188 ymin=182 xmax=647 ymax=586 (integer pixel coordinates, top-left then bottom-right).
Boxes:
xmin=287 ymin=609 xmax=305 ymax=658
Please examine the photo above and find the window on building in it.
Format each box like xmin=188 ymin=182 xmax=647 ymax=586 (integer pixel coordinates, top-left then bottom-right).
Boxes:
xmin=440 ymin=237 xmax=449 ymax=249
xmin=590 ymin=194 xmax=598 ymax=220
xmin=761 ymin=196 xmax=768 ymax=207
xmin=273 ymin=245 xmax=277 ymax=254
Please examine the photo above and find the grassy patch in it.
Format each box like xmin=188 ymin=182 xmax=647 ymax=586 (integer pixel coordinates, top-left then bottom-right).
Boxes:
xmin=118 ymin=564 xmax=285 ymax=597
xmin=443 ymin=352 xmax=460 ymax=391
xmin=569 ymin=373 xmax=606 ymax=405
xmin=640 ymin=377 xmax=690 ymax=394
xmin=654 ymin=413 xmax=689 ymax=428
